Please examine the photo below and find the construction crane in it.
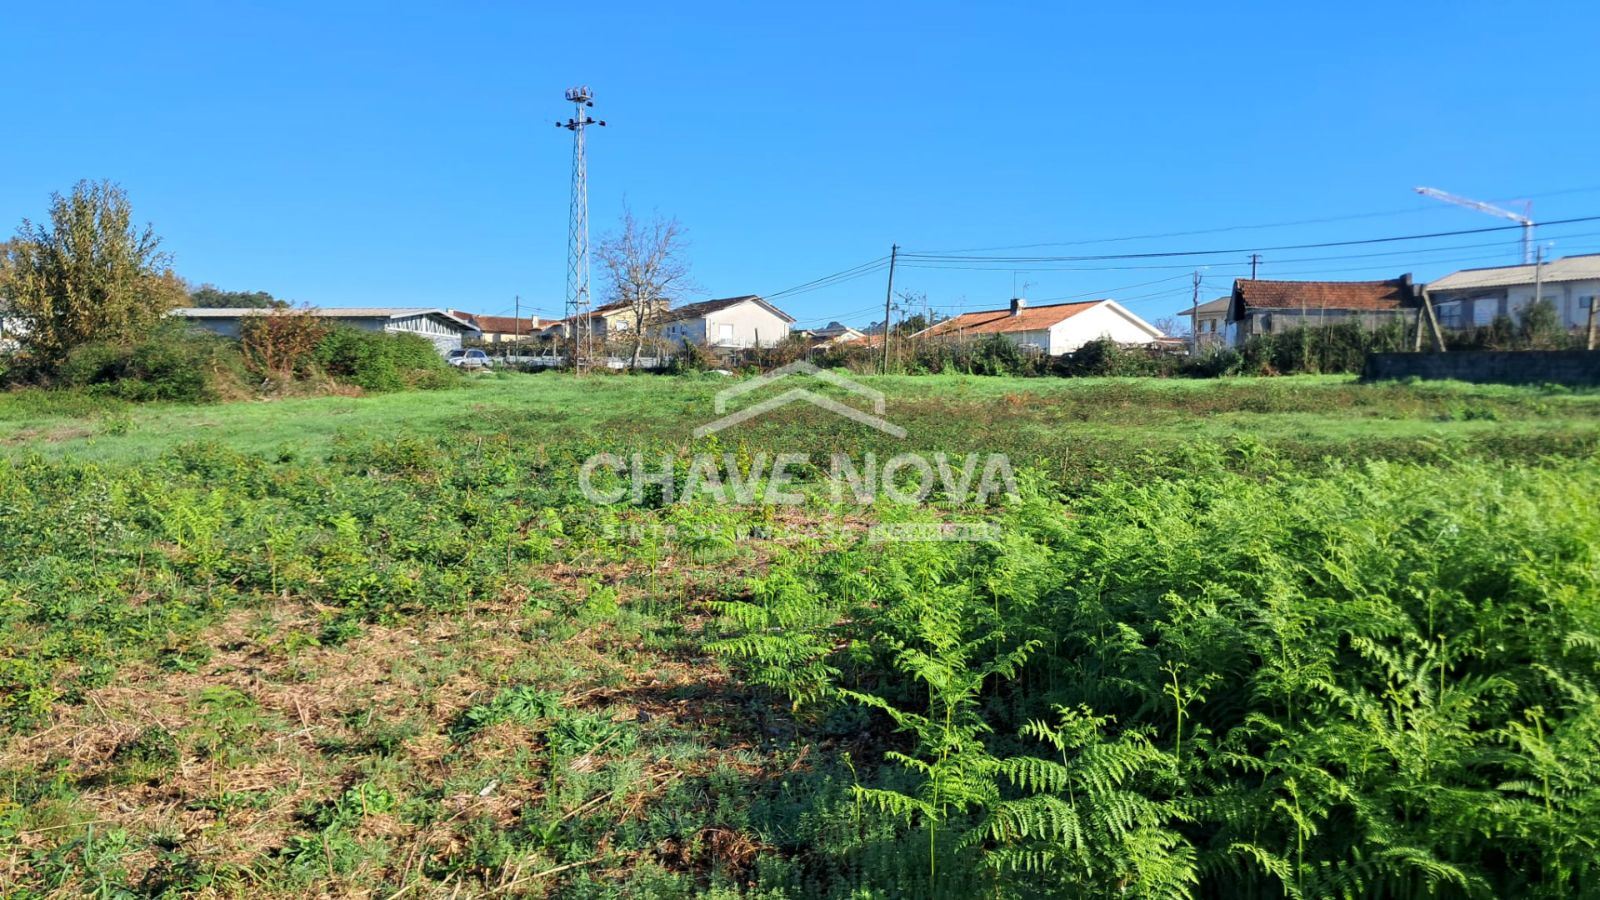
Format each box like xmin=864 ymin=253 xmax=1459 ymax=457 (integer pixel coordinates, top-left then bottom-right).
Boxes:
xmin=1414 ymin=186 xmax=1534 ymax=264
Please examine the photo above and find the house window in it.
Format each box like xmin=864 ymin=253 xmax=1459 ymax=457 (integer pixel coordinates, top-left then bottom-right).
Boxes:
xmin=718 ymin=323 xmax=735 ymax=344
xmin=1581 ymin=296 xmax=1596 ymax=309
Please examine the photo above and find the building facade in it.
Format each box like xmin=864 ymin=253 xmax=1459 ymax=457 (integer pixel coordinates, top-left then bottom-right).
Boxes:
xmin=172 ymin=307 xmax=481 ymax=354
xmin=1225 ymin=276 xmax=1419 ymax=345
xmin=1425 ymin=256 xmax=1600 ymax=331
xmin=650 ymin=295 xmax=796 ymax=349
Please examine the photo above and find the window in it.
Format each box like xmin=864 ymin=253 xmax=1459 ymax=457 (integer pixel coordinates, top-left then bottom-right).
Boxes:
xmin=718 ymin=323 xmax=735 ymax=344
xmin=1581 ymin=296 xmax=1596 ymax=309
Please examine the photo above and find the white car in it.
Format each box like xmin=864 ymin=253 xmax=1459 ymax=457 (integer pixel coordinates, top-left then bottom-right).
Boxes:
xmin=447 ymin=348 xmax=493 ymax=369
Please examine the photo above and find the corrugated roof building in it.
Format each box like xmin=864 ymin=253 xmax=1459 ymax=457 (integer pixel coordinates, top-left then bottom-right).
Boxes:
xmin=1425 ymin=256 xmax=1600 ymax=330
xmin=171 ymin=307 xmax=480 ymax=354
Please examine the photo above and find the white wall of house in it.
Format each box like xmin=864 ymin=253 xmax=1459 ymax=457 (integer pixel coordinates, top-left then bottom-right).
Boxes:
xmin=1044 ymin=302 xmax=1164 ymax=355
xmin=704 ymin=302 xmax=792 ymax=348
xmin=653 ymin=300 xmax=793 ymax=349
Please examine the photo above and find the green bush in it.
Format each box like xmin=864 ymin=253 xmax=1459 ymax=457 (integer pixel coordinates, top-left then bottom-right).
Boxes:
xmin=313 ymin=327 xmax=454 ymax=392
xmin=54 ymin=324 xmax=238 ymax=401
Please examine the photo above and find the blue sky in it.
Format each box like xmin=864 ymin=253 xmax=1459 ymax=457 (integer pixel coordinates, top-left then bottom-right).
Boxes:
xmin=3 ymin=1 xmax=1598 ymax=329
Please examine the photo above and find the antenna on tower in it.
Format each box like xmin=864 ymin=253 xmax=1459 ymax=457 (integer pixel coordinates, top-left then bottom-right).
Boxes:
xmin=558 ymin=85 xmax=606 ymax=371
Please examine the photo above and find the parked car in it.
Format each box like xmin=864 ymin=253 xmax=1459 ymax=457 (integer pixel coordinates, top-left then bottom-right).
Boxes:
xmin=447 ymin=348 xmax=493 ymax=369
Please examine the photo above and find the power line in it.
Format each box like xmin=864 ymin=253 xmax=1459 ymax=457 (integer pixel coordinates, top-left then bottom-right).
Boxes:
xmin=898 ymin=214 xmax=1600 ymax=264
xmin=765 ymin=256 xmax=889 ymax=300
xmin=910 ymin=186 xmax=1600 ymax=255
xmin=893 ymin=226 xmax=1600 ymax=275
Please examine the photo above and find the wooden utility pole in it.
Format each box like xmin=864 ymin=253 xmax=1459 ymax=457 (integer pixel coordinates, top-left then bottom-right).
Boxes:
xmin=880 ymin=244 xmax=898 ymax=375
xmin=1421 ymin=291 xmax=1446 ymax=351
xmin=1587 ymin=294 xmax=1597 ymax=350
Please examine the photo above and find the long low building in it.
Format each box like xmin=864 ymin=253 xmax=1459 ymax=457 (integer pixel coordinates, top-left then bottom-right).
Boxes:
xmin=1425 ymin=255 xmax=1600 ymax=331
xmin=171 ymin=307 xmax=481 ymax=354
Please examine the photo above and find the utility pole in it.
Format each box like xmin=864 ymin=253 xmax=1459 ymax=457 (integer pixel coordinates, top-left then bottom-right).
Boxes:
xmin=557 ymin=86 xmax=606 ymax=373
xmin=1249 ymin=253 xmax=1261 ymax=280
xmin=1189 ymin=270 xmax=1201 ymax=352
xmin=881 ymin=244 xmax=898 ymax=375
xmin=1588 ymin=294 xmax=1598 ymax=351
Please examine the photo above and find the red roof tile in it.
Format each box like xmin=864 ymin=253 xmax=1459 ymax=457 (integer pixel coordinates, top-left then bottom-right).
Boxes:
xmin=1234 ymin=277 xmax=1415 ymax=312
xmin=921 ymin=301 xmax=1101 ymax=337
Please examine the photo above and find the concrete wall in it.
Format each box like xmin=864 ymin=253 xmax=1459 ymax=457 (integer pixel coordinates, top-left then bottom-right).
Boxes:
xmin=1363 ymin=351 xmax=1600 ymax=386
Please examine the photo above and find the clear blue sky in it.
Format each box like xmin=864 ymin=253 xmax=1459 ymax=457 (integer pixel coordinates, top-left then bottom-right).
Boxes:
xmin=4 ymin=1 xmax=1598 ymax=329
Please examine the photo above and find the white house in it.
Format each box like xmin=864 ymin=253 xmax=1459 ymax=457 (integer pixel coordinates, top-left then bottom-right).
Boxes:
xmin=1172 ymin=297 xmax=1230 ymax=350
xmin=916 ymin=298 xmax=1164 ymax=356
xmin=649 ymin=295 xmax=796 ymax=349
xmin=1425 ymin=255 xmax=1600 ymax=331
xmin=172 ymin=307 xmax=481 ymax=354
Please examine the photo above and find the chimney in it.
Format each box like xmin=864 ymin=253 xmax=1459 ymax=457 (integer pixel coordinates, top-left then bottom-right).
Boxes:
xmin=1010 ymin=297 xmax=1027 ymax=317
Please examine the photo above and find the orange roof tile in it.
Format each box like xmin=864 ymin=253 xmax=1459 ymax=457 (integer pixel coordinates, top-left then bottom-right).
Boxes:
xmin=921 ymin=301 xmax=1101 ymax=337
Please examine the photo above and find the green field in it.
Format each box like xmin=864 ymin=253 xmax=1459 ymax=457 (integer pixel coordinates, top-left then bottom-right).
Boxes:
xmin=6 ymin=371 xmax=1600 ymax=465
xmin=2 ymin=373 xmax=1598 ymax=898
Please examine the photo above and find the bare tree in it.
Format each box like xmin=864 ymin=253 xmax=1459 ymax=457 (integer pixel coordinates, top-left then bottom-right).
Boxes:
xmin=595 ymin=207 xmax=693 ymax=370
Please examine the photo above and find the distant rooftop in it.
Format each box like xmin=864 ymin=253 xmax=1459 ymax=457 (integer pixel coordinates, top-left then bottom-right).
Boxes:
xmin=1427 ymin=255 xmax=1600 ymax=292
xmin=921 ymin=300 xmax=1103 ymax=337
xmin=1233 ymin=276 xmax=1416 ymax=312
xmin=172 ymin=307 xmax=479 ymax=329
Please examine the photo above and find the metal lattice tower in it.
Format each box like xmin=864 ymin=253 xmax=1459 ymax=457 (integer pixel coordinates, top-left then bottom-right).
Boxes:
xmin=558 ymin=86 xmax=605 ymax=370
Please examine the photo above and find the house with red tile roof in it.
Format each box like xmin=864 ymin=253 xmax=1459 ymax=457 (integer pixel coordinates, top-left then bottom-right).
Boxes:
xmin=448 ymin=310 xmax=544 ymax=343
xmin=915 ymin=298 xmax=1165 ymax=356
xmin=1225 ymin=275 xmax=1420 ymax=345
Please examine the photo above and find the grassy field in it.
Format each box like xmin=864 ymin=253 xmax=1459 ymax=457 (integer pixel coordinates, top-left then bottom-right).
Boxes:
xmin=2 ymin=372 xmax=1598 ymax=897
xmin=6 ymin=370 xmax=1600 ymax=466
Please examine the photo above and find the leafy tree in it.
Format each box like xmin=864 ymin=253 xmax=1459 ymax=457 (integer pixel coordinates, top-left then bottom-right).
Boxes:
xmin=188 ymin=284 xmax=286 ymax=309
xmin=1519 ymin=298 xmax=1565 ymax=348
xmin=1 ymin=180 xmax=185 ymax=366
xmin=595 ymin=206 xmax=694 ymax=369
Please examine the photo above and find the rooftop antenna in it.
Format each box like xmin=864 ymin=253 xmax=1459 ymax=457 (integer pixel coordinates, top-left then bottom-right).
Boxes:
xmin=1414 ymin=186 xmax=1534 ymax=264
xmin=558 ymin=86 xmax=606 ymax=371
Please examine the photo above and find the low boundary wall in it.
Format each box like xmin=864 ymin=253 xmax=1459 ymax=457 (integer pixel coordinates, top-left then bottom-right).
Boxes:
xmin=1363 ymin=351 xmax=1600 ymax=386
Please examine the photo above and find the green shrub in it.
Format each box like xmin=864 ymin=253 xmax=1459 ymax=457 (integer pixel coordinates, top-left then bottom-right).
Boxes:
xmin=54 ymin=323 xmax=237 ymax=401
xmin=313 ymin=327 xmax=454 ymax=392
